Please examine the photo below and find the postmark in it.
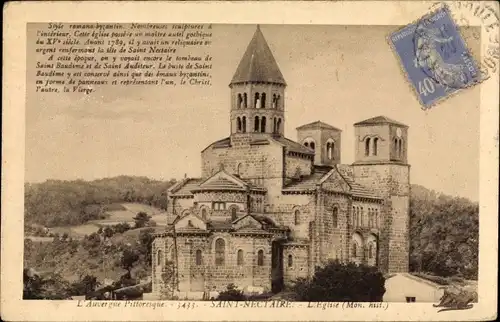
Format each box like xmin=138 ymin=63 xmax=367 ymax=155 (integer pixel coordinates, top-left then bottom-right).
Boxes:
xmin=389 ymin=4 xmax=482 ymax=109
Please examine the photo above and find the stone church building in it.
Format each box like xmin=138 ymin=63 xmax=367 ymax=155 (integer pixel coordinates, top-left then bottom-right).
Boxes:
xmin=152 ymin=26 xmax=410 ymax=296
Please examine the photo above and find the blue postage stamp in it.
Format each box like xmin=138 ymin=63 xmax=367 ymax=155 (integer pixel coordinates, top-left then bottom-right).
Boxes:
xmin=389 ymin=5 xmax=481 ymax=109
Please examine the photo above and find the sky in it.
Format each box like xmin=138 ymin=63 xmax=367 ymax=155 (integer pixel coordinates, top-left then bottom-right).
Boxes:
xmin=26 ymin=24 xmax=480 ymax=201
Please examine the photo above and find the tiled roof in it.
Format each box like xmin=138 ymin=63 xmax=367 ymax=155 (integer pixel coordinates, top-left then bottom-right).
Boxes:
xmin=233 ymin=227 xmax=273 ymax=235
xmin=207 ymin=220 xmax=233 ymax=231
xmin=196 ymin=177 xmax=246 ymax=191
xmin=336 ymin=165 xmax=381 ymax=199
xmin=354 ymin=116 xmax=408 ymax=127
xmin=296 ymin=121 xmax=342 ymax=131
xmin=201 ymin=137 xmax=231 ymax=153
xmin=282 ymin=166 xmax=332 ymax=192
xmin=272 ymin=137 xmax=314 ymax=155
xmin=175 ymin=227 xmax=209 ymax=234
xmin=230 ymin=25 xmax=286 ymax=86
xmin=170 ymin=178 xmax=203 ymax=196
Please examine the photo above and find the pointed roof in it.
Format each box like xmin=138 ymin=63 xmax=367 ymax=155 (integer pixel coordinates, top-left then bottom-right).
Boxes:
xmin=230 ymin=25 xmax=286 ymax=86
xmin=296 ymin=121 xmax=342 ymax=131
xmin=354 ymin=116 xmax=408 ymax=127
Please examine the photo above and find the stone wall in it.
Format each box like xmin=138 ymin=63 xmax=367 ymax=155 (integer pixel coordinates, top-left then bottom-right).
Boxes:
xmin=352 ymin=164 xmax=410 ymax=273
xmin=153 ymin=233 xmax=273 ymax=293
xmin=283 ymin=244 xmax=309 ymax=288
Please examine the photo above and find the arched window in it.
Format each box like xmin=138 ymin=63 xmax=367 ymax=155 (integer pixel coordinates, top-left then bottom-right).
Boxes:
xmin=365 ymin=138 xmax=371 ymax=156
xmin=288 ymin=254 xmax=293 ymax=267
xmin=277 ymin=119 xmax=282 ymax=132
xmin=231 ymin=207 xmax=238 ymax=221
xmin=237 ymin=117 xmax=242 ymax=132
xmin=327 ymin=141 xmax=335 ymax=160
xmin=237 ymin=249 xmax=244 ymax=266
xmin=261 ymin=93 xmax=266 ymax=108
xmin=368 ymin=244 xmax=373 ymax=259
xmin=294 ymin=209 xmax=300 ymax=225
xmin=260 ymin=116 xmax=266 ymax=133
xmin=201 ymin=208 xmax=207 ymax=220
xmin=237 ymin=94 xmax=243 ymax=108
xmin=242 ymin=116 xmax=247 ymax=133
xmin=257 ymin=250 xmax=264 ymax=266
xmin=254 ymin=116 xmax=260 ymax=132
xmin=254 ymin=93 xmax=261 ymax=108
xmin=375 ymin=209 xmax=379 ymax=227
xmin=394 ymin=138 xmax=399 ymax=157
xmin=373 ymin=138 xmax=378 ymax=156
xmin=272 ymin=94 xmax=277 ymax=108
xmin=352 ymin=243 xmax=357 ymax=257
xmin=195 ymin=249 xmax=202 ymax=265
xmin=399 ymin=138 xmax=403 ymax=158
xmin=304 ymin=142 xmax=309 ymax=148
xmin=273 ymin=118 xmax=277 ymax=133
xmin=276 ymin=95 xmax=281 ymax=109
xmin=243 ymin=93 xmax=248 ymax=108
xmin=332 ymin=207 xmax=338 ymax=228
xmin=310 ymin=142 xmax=315 ymax=150
xmin=157 ymin=250 xmax=163 ymax=266
xmin=215 ymin=238 xmax=225 ymax=266
xmin=360 ymin=207 xmax=364 ymax=227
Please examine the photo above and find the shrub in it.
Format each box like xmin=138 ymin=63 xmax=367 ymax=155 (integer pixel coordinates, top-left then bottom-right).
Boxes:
xmin=291 ymin=260 xmax=386 ymax=302
xmin=216 ymin=283 xmax=246 ymax=301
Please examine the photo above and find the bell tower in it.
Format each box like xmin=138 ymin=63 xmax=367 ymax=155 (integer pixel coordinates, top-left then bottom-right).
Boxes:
xmin=351 ymin=116 xmax=410 ymax=274
xmin=229 ymin=25 xmax=287 ymax=140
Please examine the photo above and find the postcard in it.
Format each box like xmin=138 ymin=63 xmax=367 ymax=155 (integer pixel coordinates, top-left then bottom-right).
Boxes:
xmin=1 ymin=1 xmax=498 ymax=321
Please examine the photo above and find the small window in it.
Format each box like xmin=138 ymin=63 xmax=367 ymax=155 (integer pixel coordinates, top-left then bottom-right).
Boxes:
xmin=195 ymin=249 xmax=202 ymax=265
xmin=373 ymin=138 xmax=378 ymax=156
xmin=243 ymin=93 xmax=248 ymax=108
xmin=261 ymin=116 xmax=266 ymax=133
xmin=237 ymin=117 xmax=242 ymax=132
xmin=332 ymin=207 xmax=338 ymax=228
xmin=213 ymin=202 xmax=226 ymax=210
xmin=157 ymin=250 xmax=163 ymax=266
xmin=294 ymin=210 xmax=300 ymax=225
xmin=242 ymin=116 xmax=247 ymax=133
xmin=352 ymin=243 xmax=357 ymax=258
xmin=254 ymin=116 xmax=260 ymax=132
xmin=288 ymin=254 xmax=293 ymax=267
xmin=201 ymin=208 xmax=207 ymax=220
xmin=215 ymin=238 xmax=225 ymax=266
xmin=257 ymin=250 xmax=264 ymax=266
xmin=237 ymin=249 xmax=244 ymax=266
xmin=231 ymin=207 xmax=238 ymax=221
xmin=310 ymin=142 xmax=315 ymax=150
xmin=365 ymin=138 xmax=371 ymax=156
xmin=406 ymin=297 xmax=416 ymax=303
xmin=304 ymin=142 xmax=309 ymax=147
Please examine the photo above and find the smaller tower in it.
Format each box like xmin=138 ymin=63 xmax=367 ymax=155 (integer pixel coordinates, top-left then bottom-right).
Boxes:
xmin=296 ymin=121 xmax=342 ymax=166
xmin=351 ymin=115 xmax=410 ymax=274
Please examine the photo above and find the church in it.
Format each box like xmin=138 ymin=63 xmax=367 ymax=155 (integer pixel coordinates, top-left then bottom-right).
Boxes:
xmin=151 ymin=26 xmax=410 ymax=296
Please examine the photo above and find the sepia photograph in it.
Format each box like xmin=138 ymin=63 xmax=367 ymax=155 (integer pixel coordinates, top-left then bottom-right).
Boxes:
xmin=2 ymin=1 xmax=498 ymax=321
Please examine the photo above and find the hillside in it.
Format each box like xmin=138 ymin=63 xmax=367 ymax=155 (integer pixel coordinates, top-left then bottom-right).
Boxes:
xmin=24 ymin=176 xmax=176 ymax=227
xmin=409 ymin=184 xmax=479 ymax=279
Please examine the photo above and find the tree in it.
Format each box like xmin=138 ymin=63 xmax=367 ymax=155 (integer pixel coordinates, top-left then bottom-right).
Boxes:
xmin=292 ymin=260 xmax=386 ymax=302
xmin=138 ymin=228 xmax=155 ymax=266
xmin=120 ymin=249 xmax=139 ymax=276
xmin=133 ymin=212 xmax=151 ymax=228
xmin=69 ymin=274 xmax=101 ymax=296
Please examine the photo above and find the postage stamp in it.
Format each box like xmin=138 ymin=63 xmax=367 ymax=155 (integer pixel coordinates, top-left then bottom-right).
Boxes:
xmin=389 ymin=4 xmax=482 ymax=109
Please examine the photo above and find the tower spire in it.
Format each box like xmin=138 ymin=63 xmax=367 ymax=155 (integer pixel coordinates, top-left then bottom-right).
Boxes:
xmin=230 ymin=25 xmax=286 ymax=86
